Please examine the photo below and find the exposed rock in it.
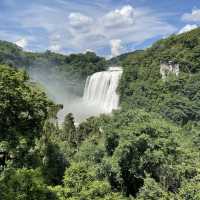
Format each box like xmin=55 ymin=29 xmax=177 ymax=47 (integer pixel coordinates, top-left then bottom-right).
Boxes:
xmin=160 ymin=61 xmax=179 ymax=80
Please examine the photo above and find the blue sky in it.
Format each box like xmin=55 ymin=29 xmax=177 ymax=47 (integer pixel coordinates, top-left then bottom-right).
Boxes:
xmin=0 ymin=0 xmax=200 ymax=57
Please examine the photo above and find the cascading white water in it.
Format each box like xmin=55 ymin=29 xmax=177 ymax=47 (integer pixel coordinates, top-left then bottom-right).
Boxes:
xmin=83 ymin=67 xmax=122 ymax=113
xmin=57 ymin=66 xmax=122 ymax=124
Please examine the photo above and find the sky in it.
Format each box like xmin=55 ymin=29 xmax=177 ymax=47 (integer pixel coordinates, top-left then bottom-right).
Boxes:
xmin=0 ymin=0 xmax=200 ymax=57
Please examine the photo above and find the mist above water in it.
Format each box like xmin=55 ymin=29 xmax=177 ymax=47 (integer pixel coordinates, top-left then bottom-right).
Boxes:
xmin=29 ymin=64 xmax=122 ymax=124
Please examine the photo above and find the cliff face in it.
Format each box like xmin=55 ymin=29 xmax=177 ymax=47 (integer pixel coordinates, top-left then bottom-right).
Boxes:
xmin=160 ymin=61 xmax=179 ymax=80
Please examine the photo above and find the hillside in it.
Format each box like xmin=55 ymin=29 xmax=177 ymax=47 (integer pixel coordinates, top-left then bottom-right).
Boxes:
xmin=119 ymin=27 xmax=200 ymax=125
xmin=1 ymin=28 xmax=200 ymax=200
xmin=0 ymin=40 xmax=107 ymax=96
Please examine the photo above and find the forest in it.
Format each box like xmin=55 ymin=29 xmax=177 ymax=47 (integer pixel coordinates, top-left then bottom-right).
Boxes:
xmin=1 ymin=28 xmax=200 ymax=199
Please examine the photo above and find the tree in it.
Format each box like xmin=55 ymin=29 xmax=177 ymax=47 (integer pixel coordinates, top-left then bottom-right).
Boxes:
xmin=0 ymin=65 xmax=53 ymax=167
xmin=136 ymin=177 xmax=171 ymax=200
xmin=62 ymin=113 xmax=77 ymax=146
xmin=178 ymin=175 xmax=200 ymax=200
xmin=0 ymin=168 xmax=57 ymax=200
xmin=51 ymin=162 xmax=127 ymax=200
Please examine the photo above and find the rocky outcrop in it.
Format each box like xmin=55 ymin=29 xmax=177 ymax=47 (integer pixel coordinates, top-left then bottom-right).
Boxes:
xmin=160 ymin=61 xmax=179 ymax=80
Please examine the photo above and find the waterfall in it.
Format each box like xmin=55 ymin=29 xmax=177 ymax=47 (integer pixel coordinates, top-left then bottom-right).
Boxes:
xmin=83 ymin=67 xmax=122 ymax=113
xmin=57 ymin=66 xmax=122 ymax=124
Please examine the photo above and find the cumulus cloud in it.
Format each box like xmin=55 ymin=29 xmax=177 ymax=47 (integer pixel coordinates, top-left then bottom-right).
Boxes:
xmin=110 ymin=39 xmax=123 ymax=57
xmin=10 ymin=3 xmax=176 ymax=55
xmin=103 ymin=5 xmax=135 ymax=28
xmin=67 ymin=5 xmax=175 ymax=55
xmin=182 ymin=9 xmax=200 ymax=22
xmin=68 ymin=12 xmax=94 ymax=35
xmin=178 ymin=24 xmax=198 ymax=34
xmin=15 ymin=38 xmax=28 ymax=48
xmin=49 ymin=44 xmax=61 ymax=52
xmin=85 ymin=49 xmax=94 ymax=53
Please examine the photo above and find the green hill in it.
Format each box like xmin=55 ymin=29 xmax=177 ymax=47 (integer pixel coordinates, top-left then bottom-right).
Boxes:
xmin=119 ymin=27 xmax=200 ymax=125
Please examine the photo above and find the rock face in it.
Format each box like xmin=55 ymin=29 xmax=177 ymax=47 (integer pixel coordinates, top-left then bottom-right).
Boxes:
xmin=160 ymin=61 xmax=179 ymax=80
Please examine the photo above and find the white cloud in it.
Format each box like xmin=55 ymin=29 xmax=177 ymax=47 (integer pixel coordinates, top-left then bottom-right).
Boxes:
xmin=49 ymin=44 xmax=61 ymax=52
xmin=69 ymin=12 xmax=93 ymax=27
xmin=11 ymin=3 xmax=176 ymax=55
xmin=182 ymin=9 xmax=200 ymax=22
xmin=15 ymin=38 xmax=28 ymax=48
xmin=85 ymin=49 xmax=94 ymax=53
xmin=178 ymin=24 xmax=198 ymax=34
xmin=103 ymin=5 xmax=135 ymax=28
xmin=110 ymin=39 xmax=123 ymax=57
xmin=67 ymin=5 xmax=175 ymax=54
xmin=68 ymin=12 xmax=94 ymax=35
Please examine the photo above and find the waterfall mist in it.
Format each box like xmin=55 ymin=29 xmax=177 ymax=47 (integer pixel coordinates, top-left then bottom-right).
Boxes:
xmin=28 ymin=63 xmax=122 ymax=124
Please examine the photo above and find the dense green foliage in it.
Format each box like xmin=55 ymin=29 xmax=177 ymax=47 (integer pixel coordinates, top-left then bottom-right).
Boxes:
xmin=0 ymin=65 xmax=53 ymax=168
xmin=1 ymin=28 xmax=200 ymax=199
xmin=119 ymin=28 xmax=200 ymax=125
xmin=0 ymin=168 xmax=56 ymax=200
